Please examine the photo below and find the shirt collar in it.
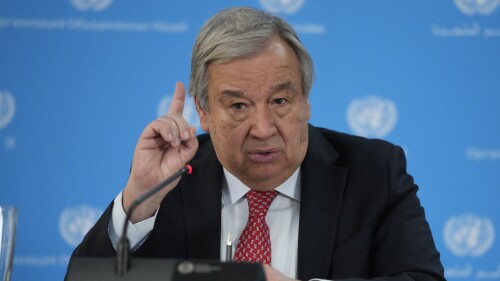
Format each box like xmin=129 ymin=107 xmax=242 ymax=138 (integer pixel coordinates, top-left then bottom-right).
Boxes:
xmin=222 ymin=167 xmax=301 ymax=207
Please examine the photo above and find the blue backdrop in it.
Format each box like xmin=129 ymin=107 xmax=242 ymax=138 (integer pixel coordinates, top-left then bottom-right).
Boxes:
xmin=1 ymin=1 xmax=499 ymax=280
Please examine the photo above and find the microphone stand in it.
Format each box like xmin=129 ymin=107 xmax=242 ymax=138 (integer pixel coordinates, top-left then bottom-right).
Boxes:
xmin=115 ymin=165 xmax=192 ymax=275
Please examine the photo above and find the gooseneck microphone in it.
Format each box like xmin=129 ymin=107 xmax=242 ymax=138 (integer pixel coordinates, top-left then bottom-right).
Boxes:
xmin=116 ymin=164 xmax=193 ymax=276
xmin=67 ymin=162 xmax=264 ymax=281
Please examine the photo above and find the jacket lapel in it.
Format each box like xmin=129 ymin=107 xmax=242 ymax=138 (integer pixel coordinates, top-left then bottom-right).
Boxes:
xmin=182 ymin=136 xmax=223 ymax=260
xmin=297 ymin=126 xmax=348 ymax=280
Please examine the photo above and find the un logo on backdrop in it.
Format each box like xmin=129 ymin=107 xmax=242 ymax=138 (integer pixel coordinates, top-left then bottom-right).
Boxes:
xmin=444 ymin=213 xmax=495 ymax=257
xmin=70 ymin=0 xmax=113 ymax=12
xmin=454 ymin=0 xmax=500 ymax=15
xmin=59 ymin=205 xmax=103 ymax=247
xmin=259 ymin=0 xmax=306 ymax=15
xmin=0 ymin=91 xmax=15 ymax=130
xmin=157 ymin=95 xmax=200 ymax=130
xmin=347 ymin=96 xmax=397 ymax=138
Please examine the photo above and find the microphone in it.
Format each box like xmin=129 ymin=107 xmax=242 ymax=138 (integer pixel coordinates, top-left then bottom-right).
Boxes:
xmin=116 ymin=164 xmax=193 ymax=275
xmin=66 ymin=161 xmax=265 ymax=281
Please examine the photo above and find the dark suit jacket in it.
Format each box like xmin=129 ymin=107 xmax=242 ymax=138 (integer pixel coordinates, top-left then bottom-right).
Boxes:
xmin=68 ymin=125 xmax=445 ymax=281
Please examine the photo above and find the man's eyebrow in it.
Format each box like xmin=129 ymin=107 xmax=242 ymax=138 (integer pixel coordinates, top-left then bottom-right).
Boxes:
xmin=218 ymin=82 xmax=297 ymax=98
xmin=220 ymin=89 xmax=245 ymax=98
xmin=269 ymin=81 xmax=297 ymax=94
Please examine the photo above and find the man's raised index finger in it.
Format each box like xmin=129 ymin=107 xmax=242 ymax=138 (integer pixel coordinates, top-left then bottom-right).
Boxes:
xmin=169 ymin=81 xmax=186 ymax=115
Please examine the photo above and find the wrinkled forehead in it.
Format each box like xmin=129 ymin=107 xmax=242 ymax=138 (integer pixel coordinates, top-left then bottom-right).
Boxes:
xmin=206 ymin=43 xmax=302 ymax=94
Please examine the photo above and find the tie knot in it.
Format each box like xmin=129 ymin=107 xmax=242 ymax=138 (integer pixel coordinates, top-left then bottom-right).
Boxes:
xmin=246 ymin=190 xmax=278 ymax=218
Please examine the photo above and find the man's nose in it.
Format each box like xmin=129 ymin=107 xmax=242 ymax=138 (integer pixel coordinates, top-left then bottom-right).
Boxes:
xmin=248 ymin=107 xmax=277 ymax=139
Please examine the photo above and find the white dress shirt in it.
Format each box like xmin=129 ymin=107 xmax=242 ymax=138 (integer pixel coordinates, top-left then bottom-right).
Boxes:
xmin=220 ymin=168 xmax=300 ymax=278
xmin=109 ymin=168 xmax=314 ymax=280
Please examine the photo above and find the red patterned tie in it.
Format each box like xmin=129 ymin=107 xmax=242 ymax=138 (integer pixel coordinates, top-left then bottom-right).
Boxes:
xmin=234 ymin=190 xmax=278 ymax=265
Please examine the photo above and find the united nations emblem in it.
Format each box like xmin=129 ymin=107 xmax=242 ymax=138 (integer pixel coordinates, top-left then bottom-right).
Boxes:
xmin=259 ymin=0 xmax=306 ymax=15
xmin=346 ymin=96 xmax=397 ymax=138
xmin=70 ymin=0 xmax=113 ymax=12
xmin=443 ymin=213 xmax=495 ymax=257
xmin=59 ymin=205 xmax=103 ymax=247
xmin=157 ymin=95 xmax=200 ymax=130
xmin=454 ymin=0 xmax=500 ymax=15
xmin=0 ymin=91 xmax=15 ymax=130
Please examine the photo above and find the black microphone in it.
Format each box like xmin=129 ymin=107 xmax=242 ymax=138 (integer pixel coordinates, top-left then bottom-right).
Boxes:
xmin=66 ymin=162 xmax=264 ymax=281
xmin=116 ymin=164 xmax=193 ymax=275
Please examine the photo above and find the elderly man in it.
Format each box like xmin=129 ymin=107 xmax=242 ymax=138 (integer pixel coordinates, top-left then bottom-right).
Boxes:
xmin=67 ymin=7 xmax=445 ymax=281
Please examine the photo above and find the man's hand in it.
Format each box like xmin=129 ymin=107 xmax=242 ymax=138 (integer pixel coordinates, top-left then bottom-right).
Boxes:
xmin=122 ymin=82 xmax=199 ymax=223
xmin=263 ymin=264 xmax=300 ymax=281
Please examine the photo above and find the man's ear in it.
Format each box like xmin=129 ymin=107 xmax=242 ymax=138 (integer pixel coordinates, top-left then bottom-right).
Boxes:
xmin=194 ymin=97 xmax=210 ymax=132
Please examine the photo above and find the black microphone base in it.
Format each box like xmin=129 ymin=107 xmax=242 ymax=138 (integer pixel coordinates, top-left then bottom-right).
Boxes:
xmin=66 ymin=257 xmax=266 ymax=281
